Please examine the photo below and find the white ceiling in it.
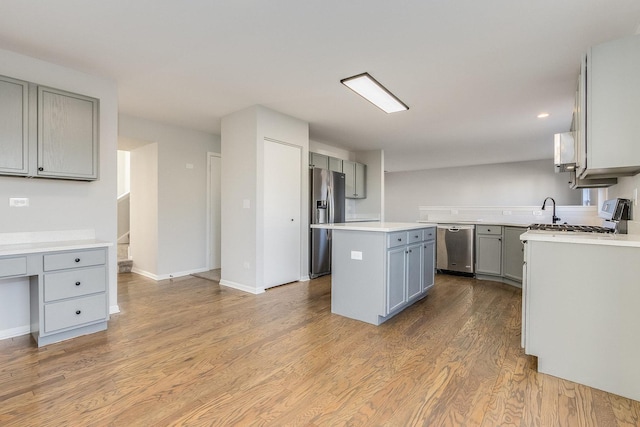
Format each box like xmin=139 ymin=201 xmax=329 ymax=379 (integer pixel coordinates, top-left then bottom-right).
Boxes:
xmin=1 ymin=1 xmax=639 ymax=171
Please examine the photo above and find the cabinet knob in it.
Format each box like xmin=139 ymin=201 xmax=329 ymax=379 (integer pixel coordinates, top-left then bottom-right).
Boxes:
xmin=414 ymin=235 xmax=419 ymax=238
xmin=75 ymin=281 xmax=81 ymax=286
xmin=38 ymin=167 xmax=44 ymax=171
xmin=75 ymin=258 xmax=81 ymax=263
xmin=397 ymin=238 xmax=402 ymax=242
xmin=75 ymin=310 xmax=81 ymax=315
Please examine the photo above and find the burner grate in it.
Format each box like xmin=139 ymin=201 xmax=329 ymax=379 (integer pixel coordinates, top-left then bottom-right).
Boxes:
xmin=528 ymin=224 xmax=614 ymax=233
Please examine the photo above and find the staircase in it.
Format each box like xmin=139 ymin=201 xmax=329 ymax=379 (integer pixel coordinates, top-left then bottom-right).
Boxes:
xmin=117 ymin=191 xmax=133 ymax=273
xmin=117 ymin=234 xmax=132 ymax=274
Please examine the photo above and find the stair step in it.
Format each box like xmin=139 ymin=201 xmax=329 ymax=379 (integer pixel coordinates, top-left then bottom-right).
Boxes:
xmin=118 ymin=259 xmax=133 ymax=274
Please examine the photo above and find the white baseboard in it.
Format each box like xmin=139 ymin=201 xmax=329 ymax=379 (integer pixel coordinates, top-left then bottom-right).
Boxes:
xmin=0 ymin=325 xmax=30 ymax=340
xmin=219 ymin=279 xmax=265 ymax=294
xmin=299 ymin=275 xmax=310 ymax=282
xmin=131 ymin=267 xmax=210 ymax=281
xmin=109 ymin=305 xmax=120 ymax=315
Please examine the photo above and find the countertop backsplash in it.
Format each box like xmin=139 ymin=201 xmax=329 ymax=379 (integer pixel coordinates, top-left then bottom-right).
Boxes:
xmin=418 ymin=205 xmax=601 ymax=226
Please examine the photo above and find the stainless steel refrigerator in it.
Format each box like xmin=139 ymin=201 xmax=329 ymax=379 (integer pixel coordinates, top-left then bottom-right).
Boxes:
xmin=310 ymin=167 xmax=345 ymax=278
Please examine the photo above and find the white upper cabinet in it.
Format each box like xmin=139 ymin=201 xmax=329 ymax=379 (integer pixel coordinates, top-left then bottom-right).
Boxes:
xmin=0 ymin=75 xmax=29 ymax=175
xmin=577 ymin=34 xmax=640 ymax=179
xmin=0 ymin=74 xmax=99 ymax=181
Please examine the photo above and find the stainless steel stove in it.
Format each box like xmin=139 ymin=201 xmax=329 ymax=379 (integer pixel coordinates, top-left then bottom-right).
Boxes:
xmin=528 ymin=198 xmax=631 ymax=234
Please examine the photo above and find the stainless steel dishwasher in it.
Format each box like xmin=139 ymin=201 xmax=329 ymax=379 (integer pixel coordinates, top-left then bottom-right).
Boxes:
xmin=436 ymin=224 xmax=475 ymax=275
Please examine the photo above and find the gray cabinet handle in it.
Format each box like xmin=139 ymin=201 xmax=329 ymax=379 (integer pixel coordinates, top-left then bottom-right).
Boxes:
xmin=75 ymin=281 xmax=81 ymax=286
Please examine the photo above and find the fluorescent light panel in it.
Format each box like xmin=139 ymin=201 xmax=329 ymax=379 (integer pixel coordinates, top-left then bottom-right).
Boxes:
xmin=341 ymin=72 xmax=408 ymax=113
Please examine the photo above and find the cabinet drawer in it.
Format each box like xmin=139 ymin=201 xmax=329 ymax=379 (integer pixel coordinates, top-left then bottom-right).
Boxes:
xmin=43 ymin=249 xmax=106 ymax=271
xmin=44 ymin=293 xmax=107 ymax=333
xmin=407 ymin=230 xmax=423 ymax=244
xmin=387 ymin=232 xmax=407 ymax=248
xmin=423 ymin=228 xmax=436 ymax=241
xmin=0 ymin=256 xmax=27 ymax=278
xmin=476 ymin=225 xmax=502 ymax=235
xmin=43 ymin=266 xmax=106 ymax=302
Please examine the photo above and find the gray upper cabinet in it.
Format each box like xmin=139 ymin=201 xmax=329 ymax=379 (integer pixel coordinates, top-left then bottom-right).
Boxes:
xmin=0 ymin=75 xmax=29 ymax=175
xmin=344 ymin=160 xmax=366 ymax=199
xmin=0 ymin=74 xmax=99 ymax=181
xmin=328 ymin=156 xmax=342 ymax=172
xmin=309 ymin=152 xmax=328 ymax=169
xmin=38 ymin=86 xmax=99 ymax=180
xmin=577 ymin=35 xmax=640 ymax=179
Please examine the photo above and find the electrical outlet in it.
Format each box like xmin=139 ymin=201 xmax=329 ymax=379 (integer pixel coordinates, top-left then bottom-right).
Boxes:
xmin=533 ymin=210 xmax=543 ymax=216
xmin=9 ymin=198 xmax=29 ymax=207
xmin=351 ymin=251 xmax=363 ymax=260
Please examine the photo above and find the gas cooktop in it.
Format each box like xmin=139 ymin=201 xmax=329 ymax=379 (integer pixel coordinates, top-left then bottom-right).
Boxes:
xmin=528 ymin=224 xmax=614 ymax=233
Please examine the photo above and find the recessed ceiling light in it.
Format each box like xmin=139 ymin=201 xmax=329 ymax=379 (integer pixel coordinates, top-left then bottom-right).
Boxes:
xmin=537 ymin=112 xmax=550 ymax=118
xmin=341 ymin=72 xmax=408 ymax=114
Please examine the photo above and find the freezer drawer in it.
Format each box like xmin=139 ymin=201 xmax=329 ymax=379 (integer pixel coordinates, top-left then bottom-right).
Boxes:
xmin=437 ymin=225 xmax=475 ymax=274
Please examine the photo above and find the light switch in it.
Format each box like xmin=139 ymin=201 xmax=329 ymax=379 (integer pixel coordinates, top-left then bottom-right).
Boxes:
xmin=9 ymin=198 xmax=29 ymax=207
xmin=351 ymin=251 xmax=363 ymax=260
xmin=186 ymin=163 xmax=194 ymax=169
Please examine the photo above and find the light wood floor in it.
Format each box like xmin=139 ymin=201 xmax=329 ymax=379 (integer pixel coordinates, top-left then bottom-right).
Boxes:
xmin=1 ymin=273 xmax=639 ymax=426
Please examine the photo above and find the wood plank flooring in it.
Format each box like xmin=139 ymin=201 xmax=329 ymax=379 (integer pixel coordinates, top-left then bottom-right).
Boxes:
xmin=1 ymin=273 xmax=639 ymax=426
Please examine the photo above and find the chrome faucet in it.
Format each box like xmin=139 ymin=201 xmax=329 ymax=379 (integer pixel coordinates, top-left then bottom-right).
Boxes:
xmin=541 ymin=197 xmax=561 ymax=224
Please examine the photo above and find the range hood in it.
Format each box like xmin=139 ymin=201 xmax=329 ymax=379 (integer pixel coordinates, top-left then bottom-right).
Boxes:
xmin=555 ymin=132 xmax=617 ymax=188
xmin=568 ymin=171 xmax=617 ymax=189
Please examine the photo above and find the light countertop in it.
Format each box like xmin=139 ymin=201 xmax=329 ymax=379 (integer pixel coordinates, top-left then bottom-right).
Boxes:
xmin=0 ymin=239 xmax=112 ymax=257
xmin=311 ymin=222 xmax=437 ymax=232
xmin=520 ymin=231 xmax=640 ymax=248
xmin=419 ymin=220 xmax=530 ymax=227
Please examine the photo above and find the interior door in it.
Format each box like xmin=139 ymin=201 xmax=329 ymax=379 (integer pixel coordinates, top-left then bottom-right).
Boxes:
xmin=263 ymin=139 xmax=301 ymax=288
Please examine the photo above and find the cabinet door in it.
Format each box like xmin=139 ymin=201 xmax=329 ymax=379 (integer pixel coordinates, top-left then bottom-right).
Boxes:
xmin=422 ymin=239 xmax=435 ymax=293
xmin=309 ymin=152 xmax=328 ymax=169
xmin=503 ymin=227 xmax=525 ymax=282
xmin=343 ymin=160 xmax=356 ymax=198
xmin=386 ymin=247 xmax=406 ymax=314
xmin=328 ymin=156 xmax=342 ymax=172
xmin=354 ymin=162 xmax=366 ymax=198
xmin=0 ymin=75 xmax=29 ymax=175
xmin=476 ymin=235 xmax=502 ymax=275
xmin=38 ymin=86 xmax=99 ymax=180
xmin=406 ymin=243 xmax=422 ymax=301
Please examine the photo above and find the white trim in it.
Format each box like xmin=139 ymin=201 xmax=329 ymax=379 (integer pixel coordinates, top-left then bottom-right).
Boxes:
xmin=299 ymin=275 xmax=310 ymax=282
xmin=109 ymin=305 xmax=120 ymax=315
xmin=131 ymin=267 xmax=210 ymax=281
xmin=206 ymin=152 xmax=222 ymax=271
xmin=219 ymin=279 xmax=265 ymax=294
xmin=0 ymin=325 xmax=30 ymax=340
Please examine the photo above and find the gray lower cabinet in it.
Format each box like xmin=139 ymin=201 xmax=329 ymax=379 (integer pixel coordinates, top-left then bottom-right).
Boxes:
xmin=475 ymin=224 xmax=526 ymax=287
xmin=332 ymin=226 xmax=436 ymax=325
xmin=503 ymin=226 xmax=526 ymax=282
xmin=0 ymin=246 xmax=109 ymax=347
xmin=476 ymin=225 xmax=502 ymax=276
xmin=0 ymin=74 xmax=99 ymax=181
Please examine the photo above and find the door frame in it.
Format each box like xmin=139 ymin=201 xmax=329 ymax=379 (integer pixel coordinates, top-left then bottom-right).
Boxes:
xmin=206 ymin=151 xmax=222 ymax=270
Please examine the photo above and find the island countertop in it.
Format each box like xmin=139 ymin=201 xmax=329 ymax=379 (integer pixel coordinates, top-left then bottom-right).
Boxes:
xmin=520 ymin=230 xmax=640 ymax=248
xmin=311 ymin=221 xmax=437 ymax=232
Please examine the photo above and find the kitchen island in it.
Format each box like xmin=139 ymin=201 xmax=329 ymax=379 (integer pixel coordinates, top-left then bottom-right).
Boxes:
xmin=521 ymin=230 xmax=640 ymax=402
xmin=312 ymin=222 xmax=437 ymax=325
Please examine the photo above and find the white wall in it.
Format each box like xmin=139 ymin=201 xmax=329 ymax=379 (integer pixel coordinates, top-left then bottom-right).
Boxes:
xmin=0 ymin=48 xmax=118 ymax=337
xmin=117 ymin=150 xmax=130 ymax=197
xmin=119 ymin=114 xmax=221 ymax=279
xmin=130 ymin=142 xmax=159 ymax=275
xmin=221 ymin=105 xmax=309 ymax=293
xmin=385 ymin=159 xmax=582 ymax=222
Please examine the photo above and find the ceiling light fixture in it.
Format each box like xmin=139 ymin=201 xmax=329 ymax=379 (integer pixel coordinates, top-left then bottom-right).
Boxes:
xmin=340 ymin=72 xmax=408 ymax=113
xmin=537 ymin=112 xmax=550 ymax=118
